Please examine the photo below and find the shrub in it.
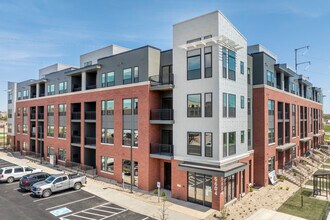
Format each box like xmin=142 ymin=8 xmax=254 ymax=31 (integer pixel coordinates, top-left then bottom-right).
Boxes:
xmin=161 ymin=191 xmax=166 ymax=197
xmin=280 ymin=175 xmax=286 ymax=182
xmin=249 ymin=186 xmax=253 ymax=192
xmin=153 ymin=189 xmax=158 ymax=194
xmin=286 ymin=186 xmax=289 ymax=191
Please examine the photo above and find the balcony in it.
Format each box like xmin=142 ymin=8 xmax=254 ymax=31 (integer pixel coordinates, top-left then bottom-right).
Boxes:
xmin=85 ymin=137 xmax=96 ymax=147
xmin=85 ymin=111 xmax=96 ymax=121
xmin=71 ymin=135 xmax=81 ymax=144
xmin=71 ymin=112 xmax=81 ymax=120
xmin=150 ymin=109 xmax=174 ymax=124
xmin=149 ymin=74 xmax=174 ymax=90
xmin=150 ymin=144 xmax=173 ymax=159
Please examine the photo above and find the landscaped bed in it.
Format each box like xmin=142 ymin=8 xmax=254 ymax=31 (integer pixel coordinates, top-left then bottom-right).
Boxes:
xmin=277 ymin=188 xmax=329 ymax=220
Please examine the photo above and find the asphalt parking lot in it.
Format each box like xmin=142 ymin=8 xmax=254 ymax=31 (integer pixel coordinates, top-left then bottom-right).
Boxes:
xmin=0 ymin=158 xmax=153 ymax=220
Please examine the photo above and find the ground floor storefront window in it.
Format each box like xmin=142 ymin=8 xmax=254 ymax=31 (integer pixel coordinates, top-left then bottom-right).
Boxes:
xmin=122 ymin=160 xmax=138 ymax=187
xmin=188 ymin=172 xmax=212 ymax=207
xmin=224 ymin=174 xmax=236 ymax=203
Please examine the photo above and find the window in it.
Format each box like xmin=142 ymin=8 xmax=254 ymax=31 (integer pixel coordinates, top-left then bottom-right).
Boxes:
xmin=240 ymin=61 xmax=244 ymax=74
xmin=101 ymin=156 xmax=114 ymax=174
xmin=47 ymin=105 xmax=54 ymax=116
xmin=240 ymin=96 xmax=244 ymax=109
xmin=17 ymin=108 xmax=21 ymax=117
xmin=204 ymin=46 xmax=212 ymax=78
xmin=59 ymin=82 xmax=67 ymax=93
xmin=47 ymin=146 xmax=54 ymax=157
xmin=134 ymin=130 xmax=138 ymax=147
xmin=268 ymin=100 xmax=275 ymax=144
xmin=47 ymin=125 xmax=54 ymax=137
xmin=187 ymin=37 xmax=201 ymax=44
xmin=223 ymin=133 xmax=227 ymax=157
xmin=187 ymin=94 xmax=201 ymax=117
xmin=292 ymin=146 xmax=296 ymax=159
xmin=228 ymin=94 xmax=236 ymax=118
xmin=223 ymin=93 xmax=227 ymax=117
xmin=58 ymin=104 xmax=66 ymax=116
xmin=107 ymin=72 xmax=115 ymax=86
xmin=187 ymin=49 xmax=201 ymax=80
xmin=23 ymin=124 xmax=28 ymax=134
xmin=23 ymin=107 xmax=27 ymax=116
xmin=204 ymin=93 xmax=212 ymax=117
xmin=247 ymin=68 xmax=251 ymax=84
xmin=14 ymin=168 xmax=24 ymax=173
xmin=17 ymin=124 xmax=21 ymax=133
xmin=8 ymin=109 xmax=12 ymax=118
xmin=101 ymin=128 xmax=114 ymax=144
xmin=123 ymin=68 xmax=132 ymax=84
xmin=101 ymin=73 xmax=106 ymax=87
xmin=248 ymin=129 xmax=252 ymax=148
xmin=123 ymin=99 xmax=132 ymax=115
xmin=23 ymin=90 xmax=29 ymax=99
xmin=187 ymin=132 xmax=202 ymax=156
xmin=266 ymin=70 xmax=275 ymax=87
xmin=134 ymin=67 xmax=139 ymax=83
xmin=47 ymin=84 xmax=55 ymax=95
xmin=228 ymin=132 xmax=236 ymax=156
xmin=58 ymin=126 xmax=66 ymax=138
xmin=241 ymin=131 xmax=244 ymax=143
xmin=22 ymin=142 xmax=27 ymax=151
xmin=248 ymin=98 xmax=251 ymax=115
xmin=58 ymin=149 xmax=66 ymax=161
xmin=222 ymin=48 xmax=227 ymax=78
xmin=8 ymin=92 xmax=12 ymax=104
xmin=123 ymin=129 xmax=132 ymax=146
xmin=133 ymin=98 xmax=138 ymax=115
xmin=7 ymin=124 xmax=12 ymax=133
xmin=84 ymin=61 xmax=92 ymax=67
xmin=268 ymin=157 xmax=275 ymax=172
xmin=102 ymin=100 xmax=114 ymax=115
xmin=205 ymin=132 xmax=212 ymax=157
xmin=292 ymin=104 xmax=296 ymax=136
xmin=18 ymin=91 xmax=21 ymax=100
xmin=228 ymin=50 xmax=236 ymax=81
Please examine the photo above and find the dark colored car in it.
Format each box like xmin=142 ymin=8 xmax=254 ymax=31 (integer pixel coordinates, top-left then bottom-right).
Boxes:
xmin=19 ymin=172 xmax=50 ymax=191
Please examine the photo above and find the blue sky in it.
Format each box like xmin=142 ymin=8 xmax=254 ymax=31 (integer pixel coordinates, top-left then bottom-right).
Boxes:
xmin=0 ymin=0 xmax=330 ymax=112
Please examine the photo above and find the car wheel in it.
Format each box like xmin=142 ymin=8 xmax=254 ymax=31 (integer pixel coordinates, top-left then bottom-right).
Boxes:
xmin=42 ymin=189 xmax=52 ymax=198
xmin=74 ymin=182 xmax=82 ymax=190
xmin=7 ymin=177 xmax=14 ymax=183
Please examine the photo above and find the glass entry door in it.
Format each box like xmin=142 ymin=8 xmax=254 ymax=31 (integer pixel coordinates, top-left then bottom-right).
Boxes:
xmin=188 ymin=172 xmax=212 ymax=207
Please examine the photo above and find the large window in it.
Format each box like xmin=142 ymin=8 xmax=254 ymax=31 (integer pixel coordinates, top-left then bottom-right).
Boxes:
xmin=247 ymin=68 xmax=251 ymax=84
xmin=187 ymin=94 xmax=201 ymax=117
xmin=58 ymin=104 xmax=66 ymax=116
xmin=23 ymin=124 xmax=28 ymax=134
xmin=59 ymin=82 xmax=67 ymax=94
xmin=248 ymin=98 xmax=251 ymax=115
xmin=222 ymin=48 xmax=227 ymax=78
xmin=122 ymin=129 xmax=132 ymax=146
xmin=47 ymin=105 xmax=54 ymax=116
xmin=101 ymin=128 xmax=114 ymax=144
xmin=102 ymin=100 xmax=114 ymax=115
xmin=268 ymin=157 xmax=275 ymax=172
xmin=292 ymin=104 xmax=296 ymax=136
xmin=228 ymin=94 xmax=236 ymax=117
xmin=268 ymin=100 xmax=275 ymax=144
xmin=47 ymin=84 xmax=55 ymax=95
xmin=7 ymin=124 xmax=12 ymax=133
xmin=134 ymin=130 xmax=138 ymax=147
xmin=223 ymin=132 xmax=236 ymax=157
xmin=267 ymin=70 xmax=275 ymax=87
xmin=224 ymin=174 xmax=236 ymax=204
xmin=123 ymin=99 xmax=132 ymax=115
xmin=241 ymin=131 xmax=244 ymax=143
xmin=205 ymin=132 xmax=212 ymax=157
xmin=240 ymin=61 xmax=244 ymax=75
xmin=187 ymin=132 xmax=202 ymax=156
xmin=223 ymin=93 xmax=227 ymax=117
xmin=228 ymin=50 xmax=236 ymax=81
xmin=58 ymin=126 xmax=66 ymax=138
xmin=102 ymin=72 xmax=115 ymax=87
xmin=47 ymin=146 xmax=54 ymax=157
xmin=240 ymin=96 xmax=244 ymax=109
xmin=187 ymin=49 xmax=201 ymax=80
xmin=23 ymin=107 xmax=27 ymax=116
xmin=204 ymin=46 xmax=212 ymax=78
xmin=133 ymin=67 xmax=139 ymax=83
xmin=248 ymin=129 xmax=252 ymax=148
xmin=58 ymin=149 xmax=66 ymax=161
xmin=133 ymin=98 xmax=138 ymax=115
xmin=101 ymin=156 xmax=114 ymax=174
xmin=123 ymin=68 xmax=132 ymax=84
xmin=204 ymin=93 xmax=212 ymax=117
xmin=47 ymin=125 xmax=54 ymax=137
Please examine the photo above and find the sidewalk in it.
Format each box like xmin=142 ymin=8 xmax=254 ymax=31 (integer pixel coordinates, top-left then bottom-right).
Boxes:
xmin=0 ymin=152 xmax=214 ymax=220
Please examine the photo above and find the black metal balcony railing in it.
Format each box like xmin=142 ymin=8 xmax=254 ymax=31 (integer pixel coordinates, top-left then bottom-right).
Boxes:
xmin=85 ymin=111 xmax=96 ymax=120
xmin=150 ymin=144 xmax=173 ymax=156
xmin=38 ymin=113 xmax=44 ymax=119
xmin=30 ymin=113 xmax=36 ymax=119
xmin=86 ymin=85 xmax=97 ymax=90
xmin=278 ymin=137 xmax=283 ymax=145
xmin=278 ymin=111 xmax=283 ymax=119
xmin=285 ymin=136 xmax=290 ymax=143
xmin=71 ymin=112 xmax=81 ymax=120
xmin=149 ymin=74 xmax=174 ymax=86
xmin=150 ymin=109 xmax=174 ymax=121
xmin=85 ymin=137 xmax=96 ymax=146
xmin=71 ymin=135 xmax=81 ymax=144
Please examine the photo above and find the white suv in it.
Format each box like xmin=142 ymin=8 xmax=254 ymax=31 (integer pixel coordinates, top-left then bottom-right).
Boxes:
xmin=0 ymin=166 xmax=42 ymax=183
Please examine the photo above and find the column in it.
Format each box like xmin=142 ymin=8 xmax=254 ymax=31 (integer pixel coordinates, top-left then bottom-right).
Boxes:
xmin=281 ymin=72 xmax=284 ymax=90
xmin=36 ymin=83 xmax=40 ymax=98
xmin=82 ymin=72 xmax=86 ymax=91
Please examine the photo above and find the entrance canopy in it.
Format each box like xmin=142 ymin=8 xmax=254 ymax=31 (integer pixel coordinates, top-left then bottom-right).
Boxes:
xmin=276 ymin=143 xmax=296 ymax=152
xmin=178 ymin=161 xmax=246 ymax=177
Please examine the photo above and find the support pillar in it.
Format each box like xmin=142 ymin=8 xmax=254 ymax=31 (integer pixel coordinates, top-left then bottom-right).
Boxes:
xmin=36 ymin=83 xmax=40 ymax=98
xmin=82 ymin=72 xmax=86 ymax=91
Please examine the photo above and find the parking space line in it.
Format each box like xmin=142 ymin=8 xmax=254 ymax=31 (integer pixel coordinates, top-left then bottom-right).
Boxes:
xmin=142 ymin=217 xmax=149 ymax=220
xmin=71 ymin=214 xmax=96 ymax=220
xmin=100 ymin=205 xmax=126 ymax=211
xmin=22 ymin=192 xmax=32 ymax=196
xmin=92 ymin=208 xmax=116 ymax=214
xmin=101 ymin=209 xmax=127 ymax=220
xmin=83 ymin=211 xmax=107 ymax=217
xmin=60 ymin=202 xmax=110 ymax=220
xmin=45 ymin=196 xmax=96 ymax=210
xmin=33 ymin=190 xmax=81 ymax=202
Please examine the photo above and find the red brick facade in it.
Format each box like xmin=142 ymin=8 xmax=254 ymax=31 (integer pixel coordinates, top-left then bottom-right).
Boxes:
xmin=253 ymin=86 xmax=324 ymax=186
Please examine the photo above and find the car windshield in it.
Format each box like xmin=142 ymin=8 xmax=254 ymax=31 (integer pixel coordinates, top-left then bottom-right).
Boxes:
xmin=44 ymin=176 xmax=56 ymax=183
xmin=0 ymin=169 xmax=2 ymax=174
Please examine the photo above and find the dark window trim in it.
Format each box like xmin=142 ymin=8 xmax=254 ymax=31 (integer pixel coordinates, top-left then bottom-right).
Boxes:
xmin=187 ymin=49 xmax=201 ymax=80
xmin=204 ymin=92 xmax=212 ymax=117
xmin=204 ymin=46 xmax=212 ymax=78
xmin=187 ymin=93 xmax=202 ymax=118
xmin=205 ymin=132 xmax=213 ymax=157
xmin=187 ymin=131 xmax=202 ymax=156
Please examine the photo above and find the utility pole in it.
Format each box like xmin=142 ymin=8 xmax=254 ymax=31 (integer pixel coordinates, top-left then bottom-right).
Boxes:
xmin=294 ymin=46 xmax=311 ymax=73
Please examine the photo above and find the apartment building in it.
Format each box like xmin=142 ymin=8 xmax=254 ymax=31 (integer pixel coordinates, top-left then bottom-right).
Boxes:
xmin=6 ymin=10 xmax=323 ymax=210
xmin=249 ymin=45 xmax=324 ymax=186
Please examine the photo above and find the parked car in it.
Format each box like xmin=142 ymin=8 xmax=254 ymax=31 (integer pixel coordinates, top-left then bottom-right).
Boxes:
xmin=0 ymin=166 xmax=42 ymax=183
xmin=19 ymin=172 xmax=50 ymax=191
xmin=31 ymin=173 xmax=87 ymax=198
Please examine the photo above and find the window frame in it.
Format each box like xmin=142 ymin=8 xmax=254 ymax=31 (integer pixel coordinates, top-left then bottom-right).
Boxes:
xmin=187 ymin=49 xmax=201 ymax=80
xmin=204 ymin=93 xmax=212 ymax=117
xmin=187 ymin=93 xmax=202 ymax=118
xmin=204 ymin=46 xmax=212 ymax=78
xmin=205 ymin=132 xmax=213 ymax=157
xmin=187 ymin=132 xmax=202 ymax=156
